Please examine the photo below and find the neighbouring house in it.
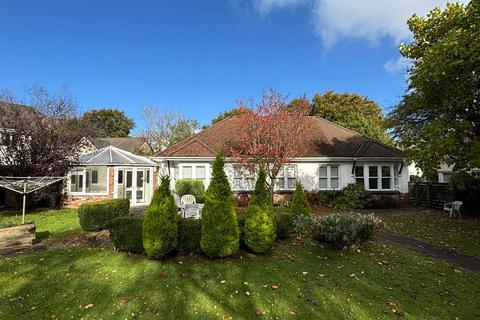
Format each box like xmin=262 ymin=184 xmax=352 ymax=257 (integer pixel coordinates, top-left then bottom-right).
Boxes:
xmin=437 ymin=163 xmax=480 ymax=183
xmin=66 ymin=145 xmax=155 ymax=207
xmin=153 ymin=116 xmax=411 ymax=207
xmin=77 ymin=136 xmax=153 ymax=155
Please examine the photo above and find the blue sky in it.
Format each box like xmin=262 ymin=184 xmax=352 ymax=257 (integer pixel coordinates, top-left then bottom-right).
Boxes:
xmin=0 ymin=0 xmax=460 ymax=132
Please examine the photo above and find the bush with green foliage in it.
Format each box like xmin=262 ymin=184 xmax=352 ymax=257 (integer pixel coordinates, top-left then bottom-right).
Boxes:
xmin=334 ymin=183 xmax=369 ymax=209
xmin=175 ymin=179 xmax=205 ymax=198
xmin=449 ymin=171 xmax=480 ymax=216
xmin=305 ymin=190 xmax=342 ymax=207
xmin=249 ymin=168 xmax=270 ymax=207
xmin=109 ymin=216 xmax=144 ymax=253
xmin=243 ymin=205 xmax=276 ymax=253
xmin=295 ymin=213 xmax=383 ymax=250
xmin=78 ymin=199 xmax=130 ymax=231
xmin=275 ymin=211 xmax=295 ymax=239
xmin=200 ymin=153 xmax=239 ymax=258
xmin=290 ymin=182 xmax=310 ymax=216
xmin=142 ymin=195 xmax=178 ymax=259
xmin=151 ymin=176 xmax=171 ymax=206
xmin=177 ymin=218 xmax=202 ymax=254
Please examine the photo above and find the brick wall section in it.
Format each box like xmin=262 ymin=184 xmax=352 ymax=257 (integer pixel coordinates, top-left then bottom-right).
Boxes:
xmin=153 ymin=169 xmax=159 ymax=191
xmin=108 ymin=166 xmax=114 ymax=197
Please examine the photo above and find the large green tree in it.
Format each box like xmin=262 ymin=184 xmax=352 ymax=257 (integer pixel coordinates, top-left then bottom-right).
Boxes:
xmin=389 ymin=1 xmax=480 ymax=176
xmin=310 ymin=91 xmax=391 ymax=144
xmin=81 ymin=108 xmax=135 ymax=137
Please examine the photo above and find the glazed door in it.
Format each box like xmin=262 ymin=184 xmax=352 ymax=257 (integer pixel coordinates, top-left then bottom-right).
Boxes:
xmin=136 ymin=170 xmax=145 ymax=203
xmin=125 ymin=169 xmax=133 ymax=201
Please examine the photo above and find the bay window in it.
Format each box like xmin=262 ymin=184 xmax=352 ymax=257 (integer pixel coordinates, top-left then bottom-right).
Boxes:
xmin=355 ymin=164 xmax=396 ymax=191
xmin=368 ymin=166 xmax=378 ymax=189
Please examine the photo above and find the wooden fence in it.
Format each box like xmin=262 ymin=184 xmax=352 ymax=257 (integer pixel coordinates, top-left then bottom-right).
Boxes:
xmin=408 ymin=182 xmax=453 ymax=209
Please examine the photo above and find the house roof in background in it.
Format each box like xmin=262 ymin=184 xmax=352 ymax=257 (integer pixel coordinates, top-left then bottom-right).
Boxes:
xmin=158 ymin=116 xmax=402 ymax=159
xmin=88 ymin=137 xmax=151 ymax=154
xmin=79 ymin=145 xmax=154 ymax=165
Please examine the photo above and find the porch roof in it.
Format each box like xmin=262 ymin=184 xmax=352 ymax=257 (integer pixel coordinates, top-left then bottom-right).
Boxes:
xmin=78 ymin=145 xmax=154 ymax=166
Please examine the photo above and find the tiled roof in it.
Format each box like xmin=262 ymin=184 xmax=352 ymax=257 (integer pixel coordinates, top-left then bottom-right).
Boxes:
xmin=89 ymin=137 xmax=151 ymax=154
xmin=158 ymin=116 xmax=402 ymax=159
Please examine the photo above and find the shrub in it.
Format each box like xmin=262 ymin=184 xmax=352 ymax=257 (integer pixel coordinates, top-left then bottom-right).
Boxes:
xmin=305 ymin=190 xmax=342 ymax=207
xmin=78 ymin=199 xmax=130 ymax=231
xmin=275 ymin=211 xmax=295 ymax=239
xmin=290 ymin=182 xmax=310 ymax=216
xmin=151 ymin=176 xmax=171 ymax=206
xmin=334 ymin=183 xmax=369 ymax=209
xmin=142 ymin=195 xmax=178 ymax=259
xmin=243 ymin=205 xmax=276 ymax=253
xmin=295 ymin=213 xmax=383 ymax=250
xmin=175 ymin=179 xmax=205 ymax=198
xmin=109 ymin=216 xmax=144 ymax=253
xmin=200 ymin=153 xmax=240 ymax=258
xmin=249 ymin=168 xmax=270 ymax=207
xmin=449 ymin=171 xmax=480 ymax=216
xmin=177 ymin=218 xmax=202 ymax=254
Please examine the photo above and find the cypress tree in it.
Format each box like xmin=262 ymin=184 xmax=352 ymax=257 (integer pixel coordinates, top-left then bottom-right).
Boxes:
xmin=249 ymin=167 xmax=270 ymax=208
xmin=290 ymin=182 xmax=310 ymax=216
xmin=150 ymin=175 xmax=171 ymax=207
xmin=200 ymin=153 xmax=240 ymax=258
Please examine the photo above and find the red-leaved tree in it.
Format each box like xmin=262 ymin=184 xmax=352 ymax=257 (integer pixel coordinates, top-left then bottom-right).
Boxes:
xmin=229 ymin=89 xmax=310 ymax=197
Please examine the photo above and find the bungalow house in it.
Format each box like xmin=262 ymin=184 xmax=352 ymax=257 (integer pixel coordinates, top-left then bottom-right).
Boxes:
xmin=153 ymin=116 xmax=411 ymax=207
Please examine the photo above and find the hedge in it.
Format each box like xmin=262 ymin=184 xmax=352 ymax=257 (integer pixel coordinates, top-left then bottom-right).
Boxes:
xmin=109 ymin=216 xmax=144 ymax=253
xmin=177 ymin=218 xmax=202 ymax=254
xmin=78 ymin=199 xmax=130 ymax=231
xmin=175 ymin=179 xmax=205 ymax=199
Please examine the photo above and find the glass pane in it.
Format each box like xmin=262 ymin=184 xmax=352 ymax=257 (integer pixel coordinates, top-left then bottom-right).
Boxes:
xmin=369 ymin=166 xmax=378 ymax=177
xmin=126 ymin=190 xmax=132 ymax=200
xmin=92 ymin=170 xmax=98 ymax=184
xmin=319 ymin=178 xmax=327 ymax=189
xmin=126 ymin=171 xmax=133 ymax=188
xmin=70 ymin=175 xmax=77 ymax=192
xmin=85 ymin=171 xmax=90 ymax=188
xmin=319 ymin=166 xmax=327 ymax=177
xmin=355 ymin=166 xmax=364 ymax=177
xmin=78 ymin=174 xmax=83 ymax=189
xmin=381 ymin=166 xmax=391 ymax=177
xmin=275 ymin=178 xmax=284 ymax=190
xmin=382 ymin=178 xmax=391 ymax=189
xmin=136 ymin=190 xmax=143 ymax=200
xmin=331 ymin=178 xmax=339 ymax=189
xmin=136 ymin=171 xmax=144 ymax=188
xmin=369 ymin=178 xmax=378 ymax=189
xmin=196 ymin=166 xmax=205 ymax=179
xmin=356 ymin=178 xmax=364 ymax=185
xmin=286 ymin=166 xmax=296 ymax=178
xmin=118 ymin=170 xmax=123 ymax=184
xmin=182 ymin=166 xmax=192 ymax=179
xmin=146 ymin=169 xmax=150 ymax=183
xmin=287 ymin=178 xmax=296 ymax=189
xmin=330 ymin=165 xmax=339 ymax=177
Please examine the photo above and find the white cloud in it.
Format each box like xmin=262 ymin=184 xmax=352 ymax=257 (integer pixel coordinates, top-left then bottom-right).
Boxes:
xmin=383 ymin=56 xmax=411 ymax=74
xmin=252 ymin=0 xmax=469 ymax=47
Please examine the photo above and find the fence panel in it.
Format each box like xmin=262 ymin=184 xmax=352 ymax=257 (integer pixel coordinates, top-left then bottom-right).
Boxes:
xmin=408 ymin=182 xmax=453 ymax=209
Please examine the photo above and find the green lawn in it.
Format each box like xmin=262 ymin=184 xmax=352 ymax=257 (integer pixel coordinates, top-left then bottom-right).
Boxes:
xmin=384 ymin=209 xmax=480 ymax=258
xmin=1 ymin=240 xmax=479 ymax=319
xmin=0 ymin=209 xmax=81 ymax=242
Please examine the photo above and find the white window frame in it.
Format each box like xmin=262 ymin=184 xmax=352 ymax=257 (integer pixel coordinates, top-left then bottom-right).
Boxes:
xmin=318 ymin=164 xmax=341 ymax=190
xmin=275 ymin=165 xmax=297 ymax=191
xmin=68 ymin=167 xmax=109 ymax=196
xmin=355 ymin=163 xmax=397 ymax=191
xmin=232 ymin=164 xmax=255 ymax=191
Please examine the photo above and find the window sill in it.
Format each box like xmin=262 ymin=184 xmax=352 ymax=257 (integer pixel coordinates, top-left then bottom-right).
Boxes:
xmin=367 ymin=190 xmax=400 ymax=194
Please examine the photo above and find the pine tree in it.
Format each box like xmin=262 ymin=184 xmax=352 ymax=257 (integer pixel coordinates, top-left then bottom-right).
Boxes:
xmin=150 ymin=175 xmax=171 ymax=207
xmin=249 ymin=167 xmax=270 ymax=208
xmin=143 ymin=195 xmax=178 ymax=259
xmin=200 ymin=153 xmax=240 ymax=258
xmin=290 ymin=182 xmax=310 ymax=216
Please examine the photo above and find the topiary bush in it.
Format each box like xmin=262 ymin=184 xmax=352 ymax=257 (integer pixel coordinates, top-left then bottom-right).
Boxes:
xmin=109 ymin=216 xmax=144 ymax=253
xmin=294 ymin=213 xmax=383 ymax=250
xmin=175 ymin=179 xmax=205 ymax=198
xmin=78 ymin=199 xmax=130 ymax=231
xmin=200 ymin=153 xmax=239 ymax=258
xmin=290 ymin=182 xmax=310 ymax=216
xmin=177 ymin=218 xmax=202 ymax=254
xmin=335 ymin=183 xmax=369 ymax=209
xmin=275 ymin=211 xmax=295 ymax=239
xmin=151 ymin=176 xmax=171 ymax=207
xmin=142 ymin=195 xmax=178 ymax=259
xmin=249 ymin=167 xmax=270 ymax=208
xmin=243 ymin=205 xmax=276 ymax=253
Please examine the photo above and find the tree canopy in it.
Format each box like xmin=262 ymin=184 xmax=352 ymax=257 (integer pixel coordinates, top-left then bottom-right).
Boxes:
xmin=211 ymin=107 xmax=244 ymax=125
xmin=310 ymin=91 xmax=391 ymax=144
xmin=81 ymin=108 xmax=135 ymax=138
xmin=389 ymin=1 xmax=480 ymax=176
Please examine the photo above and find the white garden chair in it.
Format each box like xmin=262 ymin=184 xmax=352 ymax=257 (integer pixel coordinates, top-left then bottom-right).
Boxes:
xmin=181 ymin=194 xmax=196 ymax=206
xmin=443 ymin=201 xmax=462 ymax=218
xmin=183 ymin=204 xmax=201 ymax=219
